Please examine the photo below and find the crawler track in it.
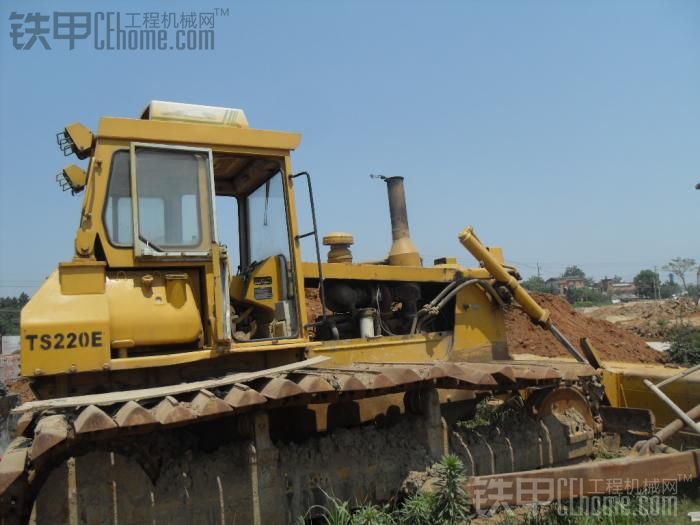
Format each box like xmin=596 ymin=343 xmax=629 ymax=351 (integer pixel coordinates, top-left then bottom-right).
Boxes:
xmin=0 ymin=357 xmax=599 ymax=524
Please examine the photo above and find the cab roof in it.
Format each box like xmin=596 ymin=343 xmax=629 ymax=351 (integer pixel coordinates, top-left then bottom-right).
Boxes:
xmin=97 ymin=101 xmax=301 ymax=153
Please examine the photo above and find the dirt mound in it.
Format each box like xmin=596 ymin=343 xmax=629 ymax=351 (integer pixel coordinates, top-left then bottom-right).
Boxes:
xmin=7 ymin=377 xmax=34 ymax=403
xmin=305 ymin=288 xmax=326 ymax=323
xmin=580 ymin=298 xmax=699 ymax=339
xmin=505 ymin=293 xmax=663 ymax=364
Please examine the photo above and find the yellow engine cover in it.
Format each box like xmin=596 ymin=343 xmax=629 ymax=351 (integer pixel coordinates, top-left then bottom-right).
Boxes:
xmin=106 ymin=271 xmax=203 ymax=350
xmin=21 ymin=269 xmax=205 ymax=377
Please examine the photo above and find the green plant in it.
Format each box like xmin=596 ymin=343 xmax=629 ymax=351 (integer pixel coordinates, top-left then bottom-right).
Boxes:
xmin=462 ymin=398 xmax=494 ymax=428
xmin=666 ymin=323 xmax=700 ymax=366
xmin=511 ymin=494 xmax=666 ymax=525
xmin=393 ymin=491 xmax=435 ymax=525
xmin=299 ymin=455 xmax=473 ymax=525
xmin=517 ymin=504 xmax=576 ymax=524
xmin=500 ymin=509 xmax=519 ymax=525
xmin=462 ymin=397 xmax=519 ymax=429
xmin=352 ymin=504 xmax=396 ymax=525
xmin=432 ymin=455 xmax=471 ymax=524
xmin=305 ymin=492 xmax=354 ymax=525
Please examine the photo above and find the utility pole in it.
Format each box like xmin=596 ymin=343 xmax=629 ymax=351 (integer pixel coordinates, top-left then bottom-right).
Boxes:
xmin=536 ymin=262 xmax=541 ymax=279
xmin=653 ymin=266 xmax=660 ymax=300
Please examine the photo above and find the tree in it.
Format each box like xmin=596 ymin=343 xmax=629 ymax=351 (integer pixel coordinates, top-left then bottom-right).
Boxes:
xmin=633 ymin=269 xmax=660 ymax=299
xmin=660 ymin=280 xmax=681 ymax=299
xmin=663 ymin=257 xmax=697 ymax=293
xmin=0 ymin=294 xmax=29 ymax=336
xmin=522 ymin=275 xmax=548 ymax=292
xmin=565 ymin=286 xmax=610 ymax=306
xmin=562 ymin=265 xmax=585 ymax=278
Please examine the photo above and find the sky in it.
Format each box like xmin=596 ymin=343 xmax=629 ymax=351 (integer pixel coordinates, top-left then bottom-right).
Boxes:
xmin=1 ymin=0 xmax=699 ymax=296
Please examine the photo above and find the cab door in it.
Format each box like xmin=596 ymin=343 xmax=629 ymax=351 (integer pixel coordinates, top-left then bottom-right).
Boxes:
xmin=129 ymin=143 xmax=231 ymax=343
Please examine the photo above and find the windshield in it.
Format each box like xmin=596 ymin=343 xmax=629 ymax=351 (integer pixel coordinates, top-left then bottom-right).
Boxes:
xmin=133 ymin=146 xmax=213 ymax=254
xmin=246 ymin=171 xmax=291 ymax=266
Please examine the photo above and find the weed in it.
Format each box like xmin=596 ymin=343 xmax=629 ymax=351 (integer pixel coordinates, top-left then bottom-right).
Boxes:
xmin=667 ymin=322 xmax=700 ymax=366
xmin=432 ymin=455 xmax=471 ymax=524
xmin=462 ymin=397 xmax=520 ymax=430
xmin=298 ymin=455 xmax=473 ymax=524
xmin=396 ymin=492 xmax=435 ymax=524
xmin=352 ymin=504 xmax=396 ymax=525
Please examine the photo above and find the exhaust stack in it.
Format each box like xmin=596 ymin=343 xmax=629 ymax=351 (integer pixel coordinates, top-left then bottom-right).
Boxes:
xmin=383 ymin=176 xmax=421 ymax=266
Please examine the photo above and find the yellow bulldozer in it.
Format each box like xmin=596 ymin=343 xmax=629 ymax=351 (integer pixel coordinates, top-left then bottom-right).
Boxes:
xmin=0 ymin=101 xmax=698 ymax=524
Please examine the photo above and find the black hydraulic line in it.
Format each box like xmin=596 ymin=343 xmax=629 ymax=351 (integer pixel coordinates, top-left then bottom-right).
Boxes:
xmin=412 ymin=278 xmax=506 ymax=334
xmin=410 ymin=278 xmax=468 ymax=332
xmin=431 ymin=277 xmax=467 ymax=306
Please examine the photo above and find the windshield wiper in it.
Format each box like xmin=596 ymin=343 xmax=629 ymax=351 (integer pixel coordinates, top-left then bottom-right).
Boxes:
xmin=138 ymin=234 xmax=166 ymax=253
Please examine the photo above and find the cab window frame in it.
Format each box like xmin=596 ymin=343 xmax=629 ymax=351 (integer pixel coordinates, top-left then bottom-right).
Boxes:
xmin=102 ymin=149 xmax=133 ymax=248
xmin=128 ymin=142 xmax=218 ymax=258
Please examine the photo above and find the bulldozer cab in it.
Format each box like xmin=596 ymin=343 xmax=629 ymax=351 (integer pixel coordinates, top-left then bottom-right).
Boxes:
xmin=109 ymin=141 xmax=299 ymax=341
xmin=214 ymin=153 xmax=299 ymax=341
xmin=22 ymin=102 xmax=307 ymax=380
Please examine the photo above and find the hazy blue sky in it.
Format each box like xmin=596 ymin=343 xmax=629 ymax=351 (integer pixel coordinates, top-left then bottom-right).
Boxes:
xmin=1 ymin=0 xmax=699 ymax=296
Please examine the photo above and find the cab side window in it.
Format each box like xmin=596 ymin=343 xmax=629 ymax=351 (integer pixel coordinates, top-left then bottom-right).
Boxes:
xmin=104 ymin=151 xmax=133 ymax=246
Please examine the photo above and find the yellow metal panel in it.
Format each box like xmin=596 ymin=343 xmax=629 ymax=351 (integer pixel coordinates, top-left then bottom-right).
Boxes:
xmin=58 ymin=261 xmax=106 ymax=295
xmin=230 ymin=339 xmax=321 ymax=353
xmin=106 ymin=271 xmax=203 ymax=349
xmin=63 ymin=122 xmax=94 ymax=156
xmin=600 ymin=369 xmax=621 ymax=408
xmin=21 ymin=272 xmax=110 ymax=376
xmin=315 ymin=332 xmax=453 ymax=364
xmin=109 ymin=349 xmax=218 ymax=371
xmin=98 ymin=117 xmax=301 ymax=152
xmin=453 ymin=286 xmax=508 ymax=360
xmin=210 ymin=244 xmax=229 ymax=344
xmin=241 ymin=256 xmax=285 ymax=313
xmin=302 ymin=261 xmax=491 ymax=283
xmin=603 ymin=362 xmax=700 ymax=427
xmin=108 ymin=340 xmax=321 ymax=370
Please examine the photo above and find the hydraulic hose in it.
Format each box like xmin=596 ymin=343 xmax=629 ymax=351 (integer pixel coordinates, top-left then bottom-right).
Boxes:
xmin=411 ymin=278 xmax=506 ymax=334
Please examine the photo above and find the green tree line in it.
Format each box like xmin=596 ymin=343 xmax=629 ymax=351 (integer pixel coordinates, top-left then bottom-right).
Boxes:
xmin=521 ymin=257 xmax=699 ymax=306
xmin=0 ymin=293 xmax=29 ymax=336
